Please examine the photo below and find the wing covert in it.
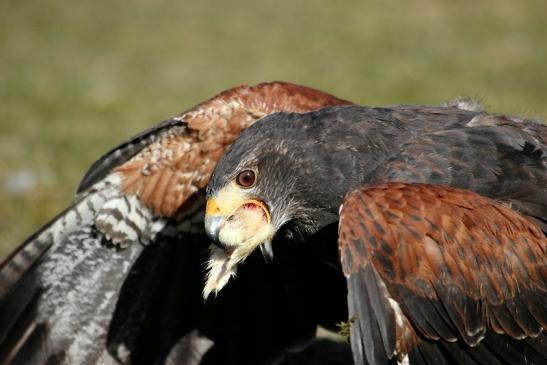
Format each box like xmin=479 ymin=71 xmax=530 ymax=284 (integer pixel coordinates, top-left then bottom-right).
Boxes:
xmin=79 ymin=81 xmax=352 ymax=217
xmin=373 ymin=115 xmax=547 ymax=232
xmin=339 ymin=183 xmax=547 ymax=364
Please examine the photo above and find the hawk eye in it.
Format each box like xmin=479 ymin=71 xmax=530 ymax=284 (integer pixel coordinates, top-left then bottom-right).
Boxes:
xmin=236 ymin=170 xmax=256 ymax=188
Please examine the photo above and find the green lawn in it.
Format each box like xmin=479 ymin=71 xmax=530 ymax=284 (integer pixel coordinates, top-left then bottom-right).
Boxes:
xmin=1 ymin=0 xmax=546 ymax=259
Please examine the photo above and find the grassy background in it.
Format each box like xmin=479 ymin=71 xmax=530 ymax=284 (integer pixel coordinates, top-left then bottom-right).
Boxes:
xmin=1 ymin=0 xmax=546 ymax=259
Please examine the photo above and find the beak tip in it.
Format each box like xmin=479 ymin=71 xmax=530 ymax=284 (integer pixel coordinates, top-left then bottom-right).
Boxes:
xmin=204 ymin=215 xmax=224 ymax=248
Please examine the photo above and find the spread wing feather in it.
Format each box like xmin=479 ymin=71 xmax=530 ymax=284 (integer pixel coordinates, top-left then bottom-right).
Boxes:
xmin=339 ymin=183 xmax=546 ymax=365
xmin=0 ymin=82 xmax=352 ymax=364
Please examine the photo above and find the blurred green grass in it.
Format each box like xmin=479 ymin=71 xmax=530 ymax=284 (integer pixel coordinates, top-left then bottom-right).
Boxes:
xmin=1 ymin=0 xmax=546 ymax=259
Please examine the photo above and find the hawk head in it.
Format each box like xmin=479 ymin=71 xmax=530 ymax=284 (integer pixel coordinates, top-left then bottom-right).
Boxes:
xmin=203 ymin=108 xmax=364 ymax=298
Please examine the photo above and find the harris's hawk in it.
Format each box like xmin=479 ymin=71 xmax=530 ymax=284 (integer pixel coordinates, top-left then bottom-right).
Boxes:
xmin=0 ymin=81 xmax=544 ymax=365
xmin=203 ymin=105 xmax=546 ymax=364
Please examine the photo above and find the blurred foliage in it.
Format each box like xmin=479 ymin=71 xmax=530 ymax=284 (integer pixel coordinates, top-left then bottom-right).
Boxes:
xmin=1 ymin=0 xmax=546 ymax=258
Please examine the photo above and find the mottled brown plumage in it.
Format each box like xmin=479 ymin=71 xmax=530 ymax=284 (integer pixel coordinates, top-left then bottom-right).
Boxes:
xmin=116 ymin=82 xmax=352 ymax=216
xmin=339 ymin=183 xmax=546 ymax=362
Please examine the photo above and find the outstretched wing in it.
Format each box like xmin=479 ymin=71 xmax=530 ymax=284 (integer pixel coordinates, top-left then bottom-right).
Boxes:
xmin=339 ymin=183 xmax=546 ymax=365
xmin=0 ymin=81 xmax=352 ymax=364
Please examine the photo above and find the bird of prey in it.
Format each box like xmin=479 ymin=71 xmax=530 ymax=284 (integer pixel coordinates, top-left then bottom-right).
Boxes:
xmin=0 ymin=81 xmax=545 ymax=365
xmin=203 ymin=105 xmax=546 ymax=364
xmin=0 ymin=82 xmax=353 ymax=365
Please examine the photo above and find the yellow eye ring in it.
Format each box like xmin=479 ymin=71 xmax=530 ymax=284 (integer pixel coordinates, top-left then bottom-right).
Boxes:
xmin=236 ymin=170 xmax=256 ymax=188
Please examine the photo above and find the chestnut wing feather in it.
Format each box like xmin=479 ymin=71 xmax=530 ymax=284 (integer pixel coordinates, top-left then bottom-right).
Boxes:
xmin=339 ymin=183 xmax=547 ymax=365
xmin=82 ymin=81 xmax=352 ymax=217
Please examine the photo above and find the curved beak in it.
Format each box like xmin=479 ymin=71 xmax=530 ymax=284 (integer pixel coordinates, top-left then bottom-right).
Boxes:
xmin=204 ymin=188 xmax=272 ymax=251
xmin=204 ymin=215 xmax=225 ymax=248
xmin=203 ymin=187 xmax=274 ymax=298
